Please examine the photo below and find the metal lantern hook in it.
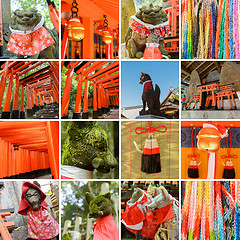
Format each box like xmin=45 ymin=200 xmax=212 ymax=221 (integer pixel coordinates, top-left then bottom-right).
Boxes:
xmin=71 ymin=0 xmax=79 ymax=18
xmin=103 ymin=15 xmax=109 ymax=30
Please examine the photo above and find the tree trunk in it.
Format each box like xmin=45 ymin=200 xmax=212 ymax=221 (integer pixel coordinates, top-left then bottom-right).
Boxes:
xmin=2 ymin=0 xmax=14 ymax=57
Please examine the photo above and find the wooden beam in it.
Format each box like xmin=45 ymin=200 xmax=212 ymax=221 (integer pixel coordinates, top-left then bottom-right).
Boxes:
xmin=181 ymin=65 xmax=191 ymax=75
xmin=214 ymin=62 xmax=221 ymax=72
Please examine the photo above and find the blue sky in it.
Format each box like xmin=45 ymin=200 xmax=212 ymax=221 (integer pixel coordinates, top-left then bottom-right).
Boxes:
xmin=121 ymin=61 xmax=179 ymax=107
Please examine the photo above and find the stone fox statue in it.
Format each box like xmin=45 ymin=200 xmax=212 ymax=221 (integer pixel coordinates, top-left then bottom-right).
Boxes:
xmin=125 ymin=3 xmax=169 ymax=58
xmin=85 ymin=192 xmax=119 ymax=240
xmin=18 ymin=181 xmax=59 ymax=240
xmin=139 ymin=72 xmax=161 ymax=116
xmin=7 ymin=9 xmax=56 ymax=59
xmin=62 ymin=121 xmax=118 ymax=173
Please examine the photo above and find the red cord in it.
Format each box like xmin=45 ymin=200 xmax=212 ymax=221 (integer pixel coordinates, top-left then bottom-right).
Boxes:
xmin=135 ymin=121 xmax=167 ymax=134
xmin=187 ymin=127 xmax=200 ymax=159
xmin=221 ymin=128 xmax=237 ymax=159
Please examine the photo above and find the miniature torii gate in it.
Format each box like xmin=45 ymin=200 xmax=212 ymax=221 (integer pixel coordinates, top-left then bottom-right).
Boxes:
xmin=0 ymin=121 xmax=59 ymax=179
xmin=61 ymin=61 xmax=119 ymax=119
xmin=0 ymin=61 xmax=59 ymax=119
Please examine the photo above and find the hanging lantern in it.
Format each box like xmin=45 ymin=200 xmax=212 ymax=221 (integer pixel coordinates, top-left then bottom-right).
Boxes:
xmin=65 ymin=0 xmax=84 ymax=41
xmin=197 ymin=126 xmax=221 ymax=152
xmin=102 ymin=30 xmax=113 ymax=44
xmin=196 ymin=122 xmax=228 ymax=179
xmin=66 ymin=19 xmax=85 ymax=41
xmin=101 ymin=15 xmax=113 ymax=44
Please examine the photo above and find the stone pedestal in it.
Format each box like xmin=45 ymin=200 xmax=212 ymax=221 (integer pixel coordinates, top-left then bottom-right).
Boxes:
xmin=135 ymin=114 xmax=166 ymax=119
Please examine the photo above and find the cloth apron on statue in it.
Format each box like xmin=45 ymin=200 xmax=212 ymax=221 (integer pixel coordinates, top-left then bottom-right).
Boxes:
xmin=27 ymin=208 xmax=59 ymax=239
xmin=7 ymin=16 xmax=55 ymax=56
xmin=93 ymin=216 xmax=119 ymax=240
xmin=141 ymin=202 xmax=175 ymax=239
xmin=121 ymin=193 xmax=148 ymax=234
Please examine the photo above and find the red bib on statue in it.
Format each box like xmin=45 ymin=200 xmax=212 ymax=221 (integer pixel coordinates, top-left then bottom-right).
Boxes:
xmin=7 ymin=27 xmax=54 ymax=56
xmin=145 ymin=203 xmax=175 ymax=224
xmin=93 ymin=216 xmax=119 ymax=240
xmin=143 ymin=81 xmax=153 ymax=91
xmin=121 ymin=203 xmax=146 ymax=225
xmin=7 ymin=17 xmax=55 ymax=56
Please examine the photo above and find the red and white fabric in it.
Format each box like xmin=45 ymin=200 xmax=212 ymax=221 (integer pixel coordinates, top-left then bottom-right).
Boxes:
xmin=7 ymin=16 xmax=55 ymax=56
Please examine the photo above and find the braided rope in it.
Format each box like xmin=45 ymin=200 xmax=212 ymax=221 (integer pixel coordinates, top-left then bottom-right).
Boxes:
xmin=205 ymin=8 xmax=210 ymax=58
xmin=229 ymin=0 xmax=235 ymax=58
xmin=234 ymin=0 xmax=239 ymax=58
xmin=218 ymin=0 xmax=226 ymax=59
xmin=193 ymin=181 xmax=204 ymax=240
xmin=187 ymin=0 xmax=192 ymax=58
xmin=182 ymin=181 xmax=192 ymax=240
xmin=215 ymin=0 xmax=224 ymax=58
xmin=224 ymin=0 xmax=230 ymax=59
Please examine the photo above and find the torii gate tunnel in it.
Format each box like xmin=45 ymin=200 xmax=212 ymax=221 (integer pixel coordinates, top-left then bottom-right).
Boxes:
xmin=61 ymin=61 xmax=119 ymax=119
xmin=0 ymin=121 xmax=59 ymax=179
xmin=0 ymin=61 xmax=59 ymax=119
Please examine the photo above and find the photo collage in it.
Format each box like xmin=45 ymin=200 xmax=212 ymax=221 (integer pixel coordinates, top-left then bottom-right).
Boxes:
xmin=0 ymin=0 xmax=239 ymax=239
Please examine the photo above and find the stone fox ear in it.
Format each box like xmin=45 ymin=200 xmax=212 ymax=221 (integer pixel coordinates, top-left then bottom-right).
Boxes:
xmin=85 ymin=192 xmax=94 ymax=204
xmin=14 ymin=10 xmax=20 ymax=16
xmin=103 ymin=192 xmax=111 ymax=200
xmin=33 ymin=181 xmax=41 ymax=188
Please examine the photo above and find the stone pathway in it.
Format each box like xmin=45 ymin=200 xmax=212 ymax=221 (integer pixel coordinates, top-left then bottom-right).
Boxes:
xmin=98 ymin=109 xmax=119 ymax=119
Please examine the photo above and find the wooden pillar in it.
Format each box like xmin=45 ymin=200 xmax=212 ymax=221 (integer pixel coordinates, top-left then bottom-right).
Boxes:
xmin=98 ymin=84 xmax=103 ymax=116
xmin=73 ymin=73 xmax=83 ymax=119
xmin=27 ymin=86 xmax=33 ymax=117
xmin=101 ymin=85 xmax=107 ymax=114
xmin=19 ymin=85 xmax=25 ymax=119
xmin=93 ymin=80 xmax=98 ymax=119
xmin=30 ymin=88 xmax=35 ymax=114
xmin=45 ymin=121 xmax=59 ymax=179
xmin=82 ymin=17 xmax=94 ymax=59
xmin=82 ymin=78 xmax=89 ymax=119
xmin=106 ymin=90 xmax=110 ymax=112
xmin=1 ymin=72 xmax=13 ymax=119
xmin=61 ymin=62 xmax=74 ymax=118
xmin=34 ymin=89 xmax=40 ymax=111
xmin=0 ymin=63 xmax=10 ymax=109
xmin=52 ymin=88 xmax=58 ymax=103
xmin=38 ymin=93 xmax=43 ymax=108
xmin=11 ymin=73 xmax=20 ymax=119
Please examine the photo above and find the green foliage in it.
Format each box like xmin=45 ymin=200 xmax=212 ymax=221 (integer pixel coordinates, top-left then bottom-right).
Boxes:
xmin=61 ymin=181 xmax=119 ymax=227
xmin=61 ymin=64 xmax=95 ymax=118
xmin=11 ymin=0 xmax=59 ymax=29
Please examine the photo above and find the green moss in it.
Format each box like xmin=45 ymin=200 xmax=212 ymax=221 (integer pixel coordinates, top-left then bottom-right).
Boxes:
xmin=90 ymin=195 xmax=108 ymax=207
xmin=61 ymin=121 xmax=117 ymax=173
xmin=62 ymin=233 xmax=71 ymax=240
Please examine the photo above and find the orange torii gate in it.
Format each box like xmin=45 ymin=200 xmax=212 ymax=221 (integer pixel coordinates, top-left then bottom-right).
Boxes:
xmin=0 ymin=121 xmax=59 ymax=179
xmin=61 ymin=61 xmax=119 ymax=119
xmin=0 ymin=61 xmax=59 ymax=119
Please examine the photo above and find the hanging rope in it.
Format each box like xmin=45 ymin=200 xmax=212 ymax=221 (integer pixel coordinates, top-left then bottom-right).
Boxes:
xmin=135 ymin=121 xmax=167 ymax=134
xmin=182 ymin=0 xmax=240 ymax=59
xmin=221 ymin=128 xmax=237 ymax=159
xmin=187 ymin=127 xmax=200 ymax=159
